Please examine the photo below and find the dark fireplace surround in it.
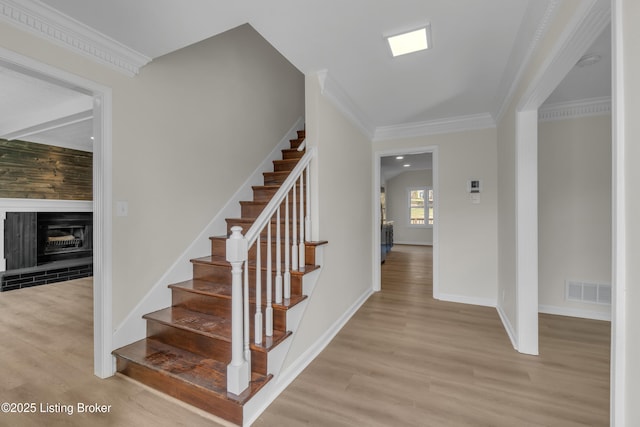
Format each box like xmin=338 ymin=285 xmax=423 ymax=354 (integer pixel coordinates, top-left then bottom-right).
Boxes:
xmin=1 ymin=211 xmax=93 ymax=291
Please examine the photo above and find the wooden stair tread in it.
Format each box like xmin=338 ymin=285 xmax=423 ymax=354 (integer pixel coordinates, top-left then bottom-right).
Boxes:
xmin=305 ymin=240 xmax=329 ymax=247
xmin=209 ymin=235 xmax=319 ymax=244
xmin=113 ymin=338 xmax=270 ymax=403
xmin=170 ymin=279 xmax=308 ymax=309
xmin=144 ymin=306 xmax=290 ymax=349
xmin=281 ymin=148 xmax=305 ymax=159
xmin=251 ymin=184 xmax=304 ymax=191
xmin=239 ymin=199 xmax=304 ymax=206
xmin=144 ymin=307 xmax=232 ymax=341
xmin=273 ymin=159 xmax=300 ymax=166
xmin=225 ymin=216 xmax=303 ymax=224
xmin=169 ymin=278 xmax=231 ymax=297
xmin=191 ymin=255 xmax=321 ymax=275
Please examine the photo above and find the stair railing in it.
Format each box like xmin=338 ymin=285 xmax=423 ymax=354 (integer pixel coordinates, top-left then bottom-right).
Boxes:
xmin=225 ymin=145 xmax=315 ymax=395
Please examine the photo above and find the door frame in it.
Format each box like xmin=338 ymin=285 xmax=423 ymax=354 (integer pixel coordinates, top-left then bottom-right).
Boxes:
xmin=0 ymin=47 xmax=114 ymax=378
xmin=372 ymin=146 xmax=439 ymax=296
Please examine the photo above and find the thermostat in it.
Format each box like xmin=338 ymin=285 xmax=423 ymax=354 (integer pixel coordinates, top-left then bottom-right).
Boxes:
xmin=467 ymin=180 xmax=481 ymax=193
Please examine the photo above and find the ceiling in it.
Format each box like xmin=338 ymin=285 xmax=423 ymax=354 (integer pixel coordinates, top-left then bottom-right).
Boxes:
xmin=0 ymin=0 xmax=611 ymax=152
xmin=381 ymin=153 xmax=432 ymax=183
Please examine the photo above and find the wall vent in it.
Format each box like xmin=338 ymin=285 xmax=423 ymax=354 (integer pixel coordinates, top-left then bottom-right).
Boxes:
xmin=566 ymin=280 xmax=611 ymax=305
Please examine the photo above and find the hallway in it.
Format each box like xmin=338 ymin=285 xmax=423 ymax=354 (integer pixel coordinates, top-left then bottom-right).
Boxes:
xmin=256 ymin=244 xmax=610 ymax=426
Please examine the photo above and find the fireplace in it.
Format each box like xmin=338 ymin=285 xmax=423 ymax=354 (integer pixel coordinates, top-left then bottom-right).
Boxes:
xmin=1 ymin=211 xmax=93 ymax=291
xmin=37 ymin=212 xmax=93 ymax=264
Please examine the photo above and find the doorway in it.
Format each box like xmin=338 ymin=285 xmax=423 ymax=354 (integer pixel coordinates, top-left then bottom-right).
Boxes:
xmin=0 ymin=47 xmax=113 ymax=378
xmin=373 ymin=146 xmax=439 ymax=296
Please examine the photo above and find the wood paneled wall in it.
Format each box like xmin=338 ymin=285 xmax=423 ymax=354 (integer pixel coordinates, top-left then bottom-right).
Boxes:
xmin=0 ymin=139 xmax=92 ymax=200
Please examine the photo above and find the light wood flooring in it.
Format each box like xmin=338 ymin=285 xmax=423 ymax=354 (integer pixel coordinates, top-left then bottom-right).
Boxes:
xmin=0 ymin=278 xmax=225 ymax=427
xmin=254 ymin=245 xmax=610 ymax=426
xmin=0 ymin=245 xmax=610 ymax=426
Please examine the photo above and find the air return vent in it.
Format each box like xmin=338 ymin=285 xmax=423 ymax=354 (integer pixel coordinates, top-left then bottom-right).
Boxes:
xmin=566 ymin=281 xmax=611 ymax=305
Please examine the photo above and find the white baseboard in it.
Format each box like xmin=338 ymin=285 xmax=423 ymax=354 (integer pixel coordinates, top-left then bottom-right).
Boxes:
xmin=437 ymin=293 xmax=496 ymax=308
xmin=112 ymin=117 xmax=305 ymax=350
xmin=243 ymin=287 xmax=374 ymax=426
xmin=496 ymin=305 xmax=518 ymax=350
xmin=393 ymin=241 xmax=433 ymax=246
xmin=539 ymin=304 xmax=611 ymax=321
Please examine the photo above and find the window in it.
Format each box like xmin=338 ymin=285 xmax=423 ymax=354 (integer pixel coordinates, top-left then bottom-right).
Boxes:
xmin=408 ymin=187 xmax=433 ymax=226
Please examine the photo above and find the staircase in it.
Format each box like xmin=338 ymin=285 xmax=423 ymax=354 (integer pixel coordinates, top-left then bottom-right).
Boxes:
xmin=112 ymin=130 xmax=326 ymax=426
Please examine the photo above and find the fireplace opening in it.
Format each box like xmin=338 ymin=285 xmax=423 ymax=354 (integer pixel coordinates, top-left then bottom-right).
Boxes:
xmin=37 ymin=212 xmax=93 ymax=265
xmin=1 ymin=211 xmax=93 ymax=291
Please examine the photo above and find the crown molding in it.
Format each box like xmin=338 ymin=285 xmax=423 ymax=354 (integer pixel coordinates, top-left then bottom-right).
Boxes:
xmin=494 ymin=0 xmax=559 ymax=122
xmin=373 ymin=113 xmax=496 ymax=142
xmin=316 ymin=70 xmax=374 ymax=140
xmin=0 ymin=0 xmax=151 ymax=76
xmin=518 ymin=0 xmax=611 ymax=112
xmin=539 ymin=96 xmax=611 ymax=121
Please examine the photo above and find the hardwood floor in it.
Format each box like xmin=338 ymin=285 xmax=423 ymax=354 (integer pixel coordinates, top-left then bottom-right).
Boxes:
xmin=0 ymin=245 xmax=610 ymax=426
xmin=255 ymin=245 xmax=610 ymax=426
xmin=0 ymin=278 xmax=227 ymax=427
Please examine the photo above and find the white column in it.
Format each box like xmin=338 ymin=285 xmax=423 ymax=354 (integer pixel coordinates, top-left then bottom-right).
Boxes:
xmin=226 ymin=226 xmax=249 ymax=395
xmin=515 ymin=110 xmax=539 ymax=356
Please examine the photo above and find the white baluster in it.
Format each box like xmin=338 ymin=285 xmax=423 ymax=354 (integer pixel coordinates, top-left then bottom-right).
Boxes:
xmin=291 ymin=186 xmax=298 ymax=271
xmin=225 ymin=226 xmax=249 ymax=395
xmin=243 ymin=260 xmax=250 ymax=363
xmin=275 ymin=206 xmax=283 ymax=304
xmin=284 ymin=193 xmax=291 ymax=300
xmin=305 ymin=163 xmax=312 ymax=242
xmin=299 ymin=174 xmax=306 ymax=269
xmin=265 ymin=219 xmax=273 ymax=337
xmin=254 ymin=236 xmax=262 ymax=345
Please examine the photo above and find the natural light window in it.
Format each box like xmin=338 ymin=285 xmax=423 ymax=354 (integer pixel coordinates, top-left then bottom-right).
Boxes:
xmin=408 ymin=187 xmax=434 ymax=226
xmin=387 ymin=27 xmax=430 ymax=57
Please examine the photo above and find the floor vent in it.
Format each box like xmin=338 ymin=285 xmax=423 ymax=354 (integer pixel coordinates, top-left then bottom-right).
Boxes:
xmin=566 ymin=281 xmax=611 ymax=305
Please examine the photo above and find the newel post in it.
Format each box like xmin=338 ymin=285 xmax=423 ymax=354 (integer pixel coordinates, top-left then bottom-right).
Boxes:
xmin=226 ymin=226 xmax=249 ymax=395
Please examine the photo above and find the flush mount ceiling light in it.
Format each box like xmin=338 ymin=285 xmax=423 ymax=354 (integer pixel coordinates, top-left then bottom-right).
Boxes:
xmin=387 ymin=26 xmax=431 ymax=57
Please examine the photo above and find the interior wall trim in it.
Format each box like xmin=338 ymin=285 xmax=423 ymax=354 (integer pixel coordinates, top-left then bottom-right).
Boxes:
xmin=0 ymin=0 xmax=151 ymax=76
xmin=538 ymin=96 xmax=611 ymax=121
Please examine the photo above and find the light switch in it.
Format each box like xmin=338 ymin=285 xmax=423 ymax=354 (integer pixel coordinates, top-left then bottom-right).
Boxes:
xmin=470 ymin=194 xmax=481 ymax=204
xmin=116 ymin=201 xmax=128 ymax=217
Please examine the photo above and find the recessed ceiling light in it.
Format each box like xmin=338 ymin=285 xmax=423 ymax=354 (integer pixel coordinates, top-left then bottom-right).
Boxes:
xmin=90 ymin=136 xmax=94 ymax=140
xmin=396 ymin=156 xmax=404 ymax=160
xmin=403 ymin=164 xmax=411 ymax=167
xmin=387 ymin=26 xmax=430 ymax=57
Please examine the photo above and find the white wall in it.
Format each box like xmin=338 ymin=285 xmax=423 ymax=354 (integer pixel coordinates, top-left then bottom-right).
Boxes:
xmin=374 ymin=128 xmax=498 ymax=306
xmin=280 ymin=74 xmax=373 ymax=368
xmin=620 ymin=0 xmax=640 ymax=423
xmin=496 ymin=0 xmax=584 ymax=348
xmin=538 ymin=115 xmax=612 ymax=319
xmin=386 ymin=169 xmax=433 ymax=245
xmin=0 ymin=23 xmax=305 ymax=328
